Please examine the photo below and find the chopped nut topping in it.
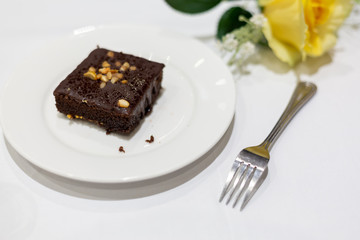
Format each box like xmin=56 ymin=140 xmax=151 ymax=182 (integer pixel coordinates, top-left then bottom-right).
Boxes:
xmin=107 ymin=51 xmax=114 ymax=58
xmin=66 ymin=114 xmax=73 ymax=119
xmin=111 ymin=76 xmax=119 ymax=84
xmin=110 ymin=69 xmax=119 ymax=73
xmin=100 ymin=75 xmax=109 ymax=82
xmin=100 ymin=82 xmax=106 ymax=88
xmin=99 ymin=67 xmax=110 ymax=74
xmin=84 ymin=71 xmax=97 ymax=80
xmin=114 ymin=73 xmax=123 ymax=79
xmin=118 ymin=99 xmax=130 ymax=108
xmin=120 ymin=62 xmax=130 ymax=71
xmin=102 ymin=61 xmax=111 ymax=68
xmin=82 ymin=99 xmax=88 ymax=103
xmin=83 ymin=53 xmax=136 ymax=89
xmin=106 ymin=72 xmax=112 ymax=80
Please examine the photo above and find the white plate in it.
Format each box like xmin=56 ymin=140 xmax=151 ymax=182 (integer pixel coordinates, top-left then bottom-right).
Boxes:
xmin=0 ymin=25 xmax=235 ymax=183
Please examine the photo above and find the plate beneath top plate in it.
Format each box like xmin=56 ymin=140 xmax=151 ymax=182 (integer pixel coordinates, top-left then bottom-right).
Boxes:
xmin=0 ymin=25 xmax=235 ymax=183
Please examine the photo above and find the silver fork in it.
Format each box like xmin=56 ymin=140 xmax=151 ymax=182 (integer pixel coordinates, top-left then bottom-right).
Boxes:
xmin=219 ymin=81 xmax=317 ymax=210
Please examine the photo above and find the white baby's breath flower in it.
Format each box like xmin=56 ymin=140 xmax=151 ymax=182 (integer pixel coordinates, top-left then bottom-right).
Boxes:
xmin=218 ymin=15 xmax=265 ymax=67
xmin=250 ymin=14 xmax=267 ymax=28
xmin=233 ymin=41 xmax=256 ymax=66
xmin=221 ymin=33 xmax=238 ymax=51
xmin=238 ymin=41 xmax=255 ymax=58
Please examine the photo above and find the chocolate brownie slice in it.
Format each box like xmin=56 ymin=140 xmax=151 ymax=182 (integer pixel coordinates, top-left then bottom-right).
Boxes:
xmin=53 ymin=48 xmax=165 ymax=134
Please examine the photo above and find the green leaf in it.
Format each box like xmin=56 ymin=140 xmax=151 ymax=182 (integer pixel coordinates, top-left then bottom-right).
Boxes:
xmin=217 ymin=7 xmax=252 ymax=40
xmin=165 ymin=0 xmax=221 ymax=14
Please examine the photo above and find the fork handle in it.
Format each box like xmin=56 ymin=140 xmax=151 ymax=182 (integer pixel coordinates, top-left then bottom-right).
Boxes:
xmin=261 ymin=81 xmax=317 ymax=151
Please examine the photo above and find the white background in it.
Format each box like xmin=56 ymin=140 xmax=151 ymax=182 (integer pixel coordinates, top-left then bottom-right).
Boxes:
xmin=1 ymin=0 xmax=360 ymax=239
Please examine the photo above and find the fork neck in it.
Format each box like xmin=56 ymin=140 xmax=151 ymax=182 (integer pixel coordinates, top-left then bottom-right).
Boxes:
xmin=259 ymin=82 xmax=317 ymax=152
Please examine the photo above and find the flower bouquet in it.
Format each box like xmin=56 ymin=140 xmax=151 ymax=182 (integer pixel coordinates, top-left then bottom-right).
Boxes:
xmin=166 ymin=0 xmax=356 ymax=67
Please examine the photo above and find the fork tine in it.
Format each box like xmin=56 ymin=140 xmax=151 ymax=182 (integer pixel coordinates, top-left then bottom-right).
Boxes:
xmin=240 ymin=167 xmax=268 ymax=211
xmin=232 ymin=165 xmax=256 ymax=208
xmin=225 ymin=163 xmax=248 ymax=205
xmin=219 ymin=160 xmax=241 ymax=202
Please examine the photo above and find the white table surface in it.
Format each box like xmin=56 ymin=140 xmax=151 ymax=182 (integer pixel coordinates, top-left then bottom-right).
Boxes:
xmin=1 ymin=1 xmax=360 ymax=239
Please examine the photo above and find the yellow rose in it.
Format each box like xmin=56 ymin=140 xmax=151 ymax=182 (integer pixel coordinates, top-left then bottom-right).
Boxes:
xmin=259 ymin=0 xmax=353 ymax=66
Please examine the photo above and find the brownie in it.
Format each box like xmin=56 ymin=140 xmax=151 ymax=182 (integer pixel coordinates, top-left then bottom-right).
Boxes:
xmin=53 ymin=48 xmax=165 ymax=134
